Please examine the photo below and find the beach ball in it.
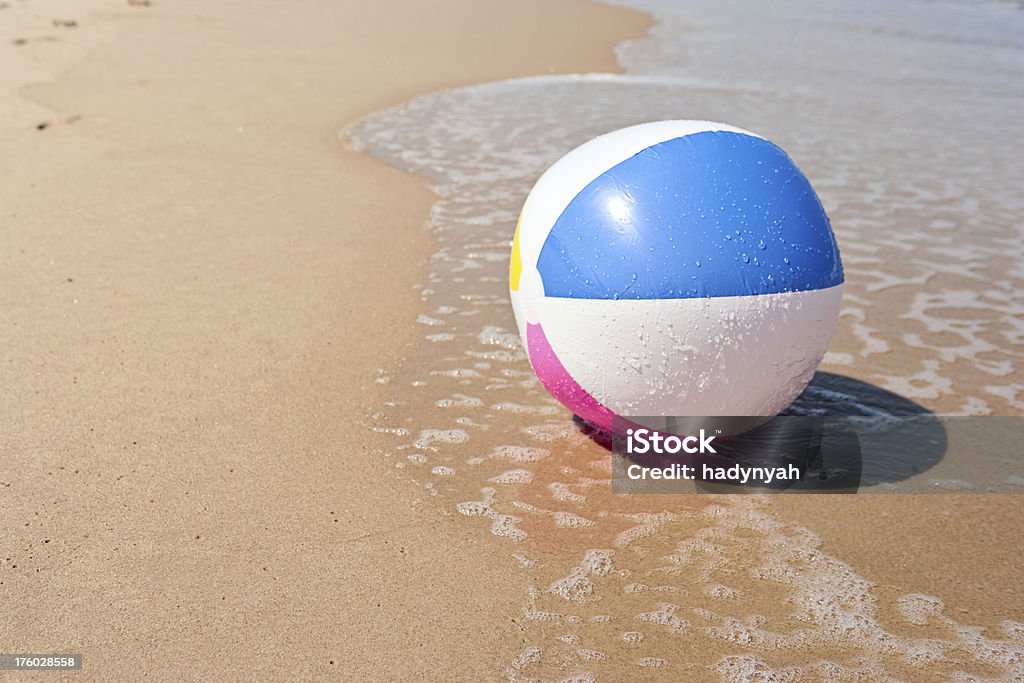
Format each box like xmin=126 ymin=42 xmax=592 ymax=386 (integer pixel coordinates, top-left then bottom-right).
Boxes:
xmin=509 ymin=121 xmax=844 ymax=431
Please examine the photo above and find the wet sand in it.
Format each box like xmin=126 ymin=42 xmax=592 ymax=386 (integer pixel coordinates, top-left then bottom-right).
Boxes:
xmin=776 ymin=495 xmax=1023 ymax=629
xmin=345 ymin=0 xmax=1024 ymax=676
xmin=0 ymin=0 xmax=651 ymax=678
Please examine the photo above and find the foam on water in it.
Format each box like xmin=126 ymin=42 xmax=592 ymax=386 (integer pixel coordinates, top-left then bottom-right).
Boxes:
xmin=348 ymin=0 xmax=1023 ymax=677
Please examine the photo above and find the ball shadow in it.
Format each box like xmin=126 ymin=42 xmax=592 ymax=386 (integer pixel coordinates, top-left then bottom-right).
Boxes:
xmin=575 ymin=371 xmax=949 ymax=492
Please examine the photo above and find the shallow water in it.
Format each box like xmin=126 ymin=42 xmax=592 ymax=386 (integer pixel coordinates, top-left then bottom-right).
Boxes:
xmin=348 ymin=0 xmax=1023 ymax=678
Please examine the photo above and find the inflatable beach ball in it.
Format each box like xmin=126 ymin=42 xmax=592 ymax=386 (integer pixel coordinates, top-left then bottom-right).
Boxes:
xmin=509 ymin=121 xmax=844 ymax=431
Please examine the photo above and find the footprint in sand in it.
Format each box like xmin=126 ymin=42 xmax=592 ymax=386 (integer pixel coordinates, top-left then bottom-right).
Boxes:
xmin=12 ymin=36 xmax=60 ymax=46
xmin=35 ymin=115 xmax=83 ymax=132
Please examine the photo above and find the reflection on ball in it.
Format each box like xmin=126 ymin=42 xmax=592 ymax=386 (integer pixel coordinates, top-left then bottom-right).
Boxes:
xmin=509 ymin=121 xmax=844 ymax=430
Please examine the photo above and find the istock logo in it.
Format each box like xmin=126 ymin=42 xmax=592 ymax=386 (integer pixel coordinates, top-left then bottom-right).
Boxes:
xmin=625 ymin=428 xmax=717 ymax=455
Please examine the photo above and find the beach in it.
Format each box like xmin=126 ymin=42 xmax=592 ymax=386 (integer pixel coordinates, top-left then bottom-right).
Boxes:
xmin=0 ymin=0 xmax=649 ymax=678
xmin=3 ymin=0 xmax=1023 ymax=679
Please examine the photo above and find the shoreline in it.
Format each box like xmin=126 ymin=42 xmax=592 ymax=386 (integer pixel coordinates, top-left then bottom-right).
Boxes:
xmin=346 ymin=0 xmax=1024 ymax=676
xmin=0 ymin=0 xmax=652 ymax=677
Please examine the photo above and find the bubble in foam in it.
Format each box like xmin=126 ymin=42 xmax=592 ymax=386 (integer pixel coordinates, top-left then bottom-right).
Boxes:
xmin=489 ymin=469 xmax=534 ymax=485
xmin=705 ymin=616 xmax=766 ymax=648
xmin=548 ymin=481 xmax=586 ymax=503
xmin=512 ymin=553 xmax=537 ymax=568
xmin=622 ymin=631 xmax=645 ymax=644
xmin=552 ymin=512 xmax=596 ymax=529
xmin=490 ymin=513 xmax=528 ymax=541
xmin=413 ymin=429 xmax=469 ymax=450
xmin=416 ymin=314 xmax=444 ymax=326
xmin=898 ymin=594 xmax=946 ymax=626
xmin=904 ymin=641 xmax=947 ymax=667
xmin=712 ymin=655 xmax=799 ymax=683
xmin=431 ymin=368 xmax=483 ymax=378
xmin=457 ymin=501 xmax=489 ymax=517
xmin=1002 ymin=621 xmax=1024 ymax=638
xmin=706 ymin=584 xmax=741 ymax=599
xmin=478 ymin=325 xmax=524 ymax=350
xmin=928 ymin=479 xmax=976 ymax=492
xmin=524 ymin=586 xmax=564 ymax=621
xmin=457 ymin=488 xmax=527 ymax=540
xmin=488 ymin=445 xmax=550 ymax=463
xmin=576 ymin=648 xmax=608 ymax=662
xmin=431 ymin=466 xmax=455 ymax=476
xmin=615 ymin=511 xmax=678 ymax=547
xmin=636 ymin=603 xmax=688 ymax=634
xmin=371 ymin=426 xmax=409 ymax=436
xmin=636 ymin=657 xmax=667 ymax=668
xmin=581 ymin=549 xmax=615 ymax=576
xmin=549 ymin=572 xmax=595 ymax=603
xmin=506 ymin=646 xmax=543 ymax=675
xmin=522 ymin=423 xmax=577 ymax=442
xmin=549 ymin=550 xmax=615 ymax=603
xmin=560 ymin=673 xmax=596 ymax=683
xmin=436 ymin=393 xmax=484 ymax=408
xmin=492 ymin=402 xmax=559 ymax=415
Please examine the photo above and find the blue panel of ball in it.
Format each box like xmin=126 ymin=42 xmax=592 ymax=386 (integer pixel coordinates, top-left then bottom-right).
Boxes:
xmin=536 ymin=131 xmax=844 ymax=300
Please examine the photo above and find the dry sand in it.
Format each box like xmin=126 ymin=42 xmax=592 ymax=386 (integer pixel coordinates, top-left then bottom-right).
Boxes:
xmin=0 ymin=0 xmax=650 ymax=678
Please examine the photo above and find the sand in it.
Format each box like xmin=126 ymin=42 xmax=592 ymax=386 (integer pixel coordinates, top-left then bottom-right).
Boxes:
xmin=4 ymin=0 xmax=1022 ymax=680
xmin=0 ymin=0 xmax=650 ymax=678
